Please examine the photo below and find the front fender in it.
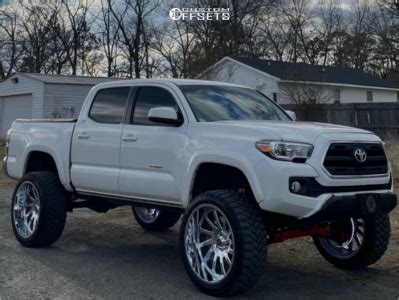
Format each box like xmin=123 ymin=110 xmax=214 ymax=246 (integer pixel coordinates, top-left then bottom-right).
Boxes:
xmin=181 ymin=150 xmax=264 ymax=207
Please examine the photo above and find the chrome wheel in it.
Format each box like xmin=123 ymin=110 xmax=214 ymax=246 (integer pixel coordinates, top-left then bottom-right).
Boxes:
xmin=317 ymin=218 xmax=366 ymax=259
xmin=184 ymin=204 xmax=235 ymax=284
xmin=134 ymin=206 xmax=160 ymax=223
xmin=13 ymin=182 xmax=40 ymax=239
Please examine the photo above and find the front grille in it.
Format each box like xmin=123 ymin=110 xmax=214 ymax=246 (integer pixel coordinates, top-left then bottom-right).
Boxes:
xmin=323 ymin=143 xmax=388 ymax=176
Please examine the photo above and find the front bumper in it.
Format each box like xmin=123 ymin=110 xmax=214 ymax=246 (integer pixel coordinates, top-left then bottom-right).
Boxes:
xmin=254 ymin=155 xmax=394 ymax=218
xmin=306 ymin=192 xmax=397 ymax=222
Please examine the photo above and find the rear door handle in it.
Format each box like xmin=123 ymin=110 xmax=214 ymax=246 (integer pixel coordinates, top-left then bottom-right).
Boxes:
xmin=122 ymin=134 xmax=138 ymax=142
xmin=77 ymin=132 xmax=90 ymax=139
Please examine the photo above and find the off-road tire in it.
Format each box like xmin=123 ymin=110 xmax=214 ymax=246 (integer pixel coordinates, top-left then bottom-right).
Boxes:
xmin=132 ymin=207 xmax=181 ymax=231
xmin=180 ymin=190 xmax=267 ymax=296
xmin=11 ymin=171 xmax=67 ymax=247
xmin=313 ymin=214 xmax=391 ymax=269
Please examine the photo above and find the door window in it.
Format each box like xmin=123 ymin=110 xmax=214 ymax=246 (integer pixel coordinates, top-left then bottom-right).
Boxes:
xmin=89 ymin=87 xmax=130 ymax=124
xmin=132 ymin=87 xmax=182 ymax=125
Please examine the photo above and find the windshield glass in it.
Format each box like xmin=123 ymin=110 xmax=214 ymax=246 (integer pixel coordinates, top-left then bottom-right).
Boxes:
xmin=179 ymin=85 xmax=290 ymax=122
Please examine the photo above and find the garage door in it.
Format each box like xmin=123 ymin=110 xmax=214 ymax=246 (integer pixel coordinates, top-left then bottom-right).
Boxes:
xmin=1 ymin=94 xmax=32 ymax=138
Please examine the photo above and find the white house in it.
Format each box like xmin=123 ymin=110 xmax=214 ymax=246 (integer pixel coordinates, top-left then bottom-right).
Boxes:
xmin=200 ymin=56 xmax=399 ymax=105
xmin=0 ymin=73 xmax=118 ymax=138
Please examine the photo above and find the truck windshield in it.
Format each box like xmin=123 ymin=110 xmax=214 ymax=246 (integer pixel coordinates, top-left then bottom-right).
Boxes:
xmin=179 ymin=85 xmax=290 ymax=122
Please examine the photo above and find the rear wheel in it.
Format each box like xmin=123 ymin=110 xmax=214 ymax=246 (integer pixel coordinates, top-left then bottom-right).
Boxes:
xmin=11 ymin=171 xmax=67 ymax=247
xmin=180 ymin=190 xmax=267 ymax=296
xmin=313 ymin=214 xmax=390 ymax=269
xmin=132 ymin=206 xmax=181 ymax=231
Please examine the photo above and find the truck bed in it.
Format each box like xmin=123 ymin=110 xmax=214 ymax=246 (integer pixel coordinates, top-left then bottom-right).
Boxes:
xmin=5 ymin=119 xmax=77 ymax=191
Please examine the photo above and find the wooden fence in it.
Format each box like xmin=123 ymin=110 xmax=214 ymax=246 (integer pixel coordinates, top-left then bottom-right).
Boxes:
xmin=282 ymin=103 xmax=399 ymax=140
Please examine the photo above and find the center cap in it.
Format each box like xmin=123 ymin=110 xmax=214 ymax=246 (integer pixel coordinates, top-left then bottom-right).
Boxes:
xmin=216 ymin=232 xmax=230 ymax=249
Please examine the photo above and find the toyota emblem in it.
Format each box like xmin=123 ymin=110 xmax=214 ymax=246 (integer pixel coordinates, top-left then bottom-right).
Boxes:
xmin=354 ymin=148 xmax=367 ymax=163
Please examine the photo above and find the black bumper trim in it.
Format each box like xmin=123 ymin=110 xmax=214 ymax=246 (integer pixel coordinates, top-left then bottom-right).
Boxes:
xmin=306 ymin=192 xmax=397 ymax=222
xmin=289 ymin=177 xmax=392 ymax=198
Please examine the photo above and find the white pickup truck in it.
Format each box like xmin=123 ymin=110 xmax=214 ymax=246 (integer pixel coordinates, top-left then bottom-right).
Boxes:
xmin=3 ymin=79 xmax=397 ymax=296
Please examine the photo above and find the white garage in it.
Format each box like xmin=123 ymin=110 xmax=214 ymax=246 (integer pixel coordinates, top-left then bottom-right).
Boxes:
xmin=1 ymin=94 xmax=32 ymax=137
xmin=0 ymin=73 xmax=117 ymax=139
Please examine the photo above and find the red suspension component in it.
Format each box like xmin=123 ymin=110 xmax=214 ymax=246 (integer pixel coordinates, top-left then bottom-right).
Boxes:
xmin=269 ymin=226 xmax=330 ymax=244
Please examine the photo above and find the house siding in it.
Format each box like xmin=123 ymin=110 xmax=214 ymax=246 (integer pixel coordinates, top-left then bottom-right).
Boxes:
xmin=202 ymin=59 xmax=279 ymax=100
xmin=340 ymin=87 xmax=396 ymax=103
xmin=203 ymin=58 xmax=398 ymax=104
xmin=43 ymin=84 xmax=94 ymax=118
xmin=278 ymin=84 xmax=397 ymax=104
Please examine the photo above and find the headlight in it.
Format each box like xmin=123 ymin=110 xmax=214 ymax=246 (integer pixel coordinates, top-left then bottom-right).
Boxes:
xmin=255 ymin=140 xmax=313 ymax=162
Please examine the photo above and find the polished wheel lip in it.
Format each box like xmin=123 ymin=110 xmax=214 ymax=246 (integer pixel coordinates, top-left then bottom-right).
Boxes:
xmin=184 ymin=203 xmax=235 ymax=285
xmin=134 ymin=206 xmax=160 ymax=224
xmin=13 ymin=181 xmax=40 ymax=239
xmin=317 ymin=218 xmax=366 ymax=259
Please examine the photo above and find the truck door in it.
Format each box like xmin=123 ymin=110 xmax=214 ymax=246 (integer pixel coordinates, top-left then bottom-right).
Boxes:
xmin=71 ymin=87 xmax=131 ymax=194
xmin=119 ymin=85 xmax=187 ymax=204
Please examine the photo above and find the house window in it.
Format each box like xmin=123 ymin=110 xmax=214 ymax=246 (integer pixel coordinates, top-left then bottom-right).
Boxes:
xmin=367 ymin=91 xmax=373 ymax=102
xmin=333 ymin=89 xmax=341 ymax=101
xmin=308 ymin=88 xmax=317 ymax=104
xmin=272 ymin=92 xmax=277 ymax=103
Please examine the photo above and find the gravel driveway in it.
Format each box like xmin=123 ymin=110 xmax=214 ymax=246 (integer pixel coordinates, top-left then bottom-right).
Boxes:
xmin=1 ymin=176 xmax=398 ymax=299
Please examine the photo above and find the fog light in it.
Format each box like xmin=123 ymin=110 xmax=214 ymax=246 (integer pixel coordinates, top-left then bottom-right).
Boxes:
xmin=290 ymin=181 xmax=302 ymax=193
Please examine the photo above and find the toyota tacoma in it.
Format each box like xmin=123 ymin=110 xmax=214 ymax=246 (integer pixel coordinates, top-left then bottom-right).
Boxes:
xmin=3 ymin=79 xmax=397 ymax=296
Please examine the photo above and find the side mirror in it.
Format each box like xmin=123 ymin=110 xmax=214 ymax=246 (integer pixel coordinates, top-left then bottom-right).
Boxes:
xmin=148 ymin=107 xmax=183 ymax=126
xmin=285 ymin=110 xmax=296 ymax=121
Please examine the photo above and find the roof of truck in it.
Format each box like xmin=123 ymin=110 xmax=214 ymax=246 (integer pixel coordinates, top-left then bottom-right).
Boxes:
xmin=95 ymin=78 xmax=247 ymax=88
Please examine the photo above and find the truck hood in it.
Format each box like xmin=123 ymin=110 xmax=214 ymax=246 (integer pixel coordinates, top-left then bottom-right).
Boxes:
xmin=216 ymin=120 xmax=373 ymax=143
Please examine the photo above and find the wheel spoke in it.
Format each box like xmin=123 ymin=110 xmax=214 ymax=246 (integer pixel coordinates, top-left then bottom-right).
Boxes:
xmin=205 ymin=215 xmax=218 ymax=231
xmin=213 ymin=210 xmax=222 ymax=229
xmin=220 ymin=256 xmax=227 ymax=275
xmin=199 ymin=227 xmax=213 ymax=236
xmin=198 ymin=238 xmax=214 ymax=249
xmin=354 ymin=234 xmax=361 ymax=247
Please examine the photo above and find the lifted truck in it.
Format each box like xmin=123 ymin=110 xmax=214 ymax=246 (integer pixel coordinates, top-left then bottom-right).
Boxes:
xmin=3 ymin=79 xmax=397 ymax=296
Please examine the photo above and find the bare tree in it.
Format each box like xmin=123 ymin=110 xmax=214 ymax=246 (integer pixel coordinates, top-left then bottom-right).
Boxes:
xmin=315 ymin=0 xmax=343 ymax=65
xmin=98 ymin=0 xmax=120 ymax=77
xmin=258 ymin=5 xmax=291 ymax=61
xmin=108 ymin=0 xmax=159 ymax=78
xmin=59 ymin=0 xmax=92 ymax=75
xmin=151 ymin=20 xmax=194 ymax=78
xmin=0 ymin=6 xmax=21 ymax=79
xmin=18 ymin=1 xmax=59 ymax=73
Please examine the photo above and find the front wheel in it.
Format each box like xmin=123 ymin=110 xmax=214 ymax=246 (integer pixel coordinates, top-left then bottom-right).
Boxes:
xmin=313 ymin=214 xmax=391 ymax=269
xmin=132 ymin=206 xmax=181 ymax=231
xmin=180 ymin=190 xmax=267 ymax=296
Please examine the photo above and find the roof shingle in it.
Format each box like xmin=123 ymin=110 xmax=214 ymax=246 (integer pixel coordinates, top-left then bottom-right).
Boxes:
xmin=230 ymin=56 xmax=399 ymax=89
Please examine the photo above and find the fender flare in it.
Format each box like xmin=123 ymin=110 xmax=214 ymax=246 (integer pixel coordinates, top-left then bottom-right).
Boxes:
xmin=22 ymin=145 xmax=71 ymax=190
xmin=181 ymin=151 xmax=264 ymax=207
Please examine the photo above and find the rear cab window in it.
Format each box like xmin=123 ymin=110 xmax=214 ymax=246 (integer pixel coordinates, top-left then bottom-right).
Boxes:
xmin=89 ymin=87 xmax=130 ymax=124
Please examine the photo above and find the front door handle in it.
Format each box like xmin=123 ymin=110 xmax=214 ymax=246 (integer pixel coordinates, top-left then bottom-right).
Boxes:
xmin=122 ymin=134 xmax=138 ymax=142
xmin=77 ymin=132 xmax=90 ymax=139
